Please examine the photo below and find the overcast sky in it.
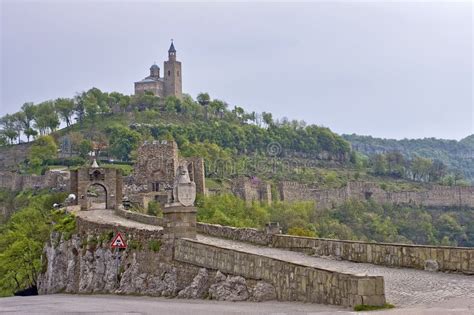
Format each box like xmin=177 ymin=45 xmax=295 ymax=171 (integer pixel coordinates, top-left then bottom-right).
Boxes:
xmin=1 ymin=1 xmax=472 ymax=140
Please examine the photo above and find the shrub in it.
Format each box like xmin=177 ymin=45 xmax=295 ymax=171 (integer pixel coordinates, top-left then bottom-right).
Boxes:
xmin=354 ymin=303 xmax=395 ymax=311
xmin=148 ymin=240 xmax=162 ymax=252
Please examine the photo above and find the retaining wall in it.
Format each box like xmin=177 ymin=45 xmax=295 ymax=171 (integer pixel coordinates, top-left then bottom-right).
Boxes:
xmin=174 ymin=238 xmax=386 ymax=307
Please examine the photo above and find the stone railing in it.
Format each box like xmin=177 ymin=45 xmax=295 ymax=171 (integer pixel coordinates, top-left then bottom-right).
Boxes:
xmin=271 ymin=235 xmax=474 ymax=274
xmin=114 ymin=208 xmax=163 ymax=226
xmin=196 ymin=223 xmax=474 ymax=274
xmin=175 ymin=238 xmax=386 ymax=307
xmin=196 ymin=222 xmax=271 ymax=246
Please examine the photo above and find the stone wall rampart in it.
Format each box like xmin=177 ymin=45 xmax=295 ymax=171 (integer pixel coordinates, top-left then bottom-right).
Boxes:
xmin=0 ymin=170 xmax=69 ymax=192
xmin=279 ymin=181 xmax=474 ymax=209
xmin=0 ymin=143 xmax=31 ymax=170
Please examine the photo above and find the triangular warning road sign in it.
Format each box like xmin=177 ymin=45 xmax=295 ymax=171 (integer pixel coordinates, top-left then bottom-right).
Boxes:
xmin=111 ymin=232 xmax=127 ymax=249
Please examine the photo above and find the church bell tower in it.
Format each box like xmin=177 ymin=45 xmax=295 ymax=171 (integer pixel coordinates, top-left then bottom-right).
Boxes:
xmin=164 ymin=40 xmax=182 ymax=99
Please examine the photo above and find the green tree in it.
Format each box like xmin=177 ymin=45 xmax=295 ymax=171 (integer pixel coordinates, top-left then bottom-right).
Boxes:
xmin=0 ymin=192 xmax=70 ymax=296
xmin=12 ymin=112 xmax=26 ymax=143
xmin=372 ymin=154 xmax=388 ymax=176
xmin=0 ymin=114 xmax=18 ymax=144
xmin=55 ymin=98 xmax=75 ymax=127
xmin=34 ymin=101 xmax=59 ymax=135
xmin=196 ymin=92 xmax=210 ymax=106
xmin=24 ymin=128 xmax=38 ymax=142
xmin=21 ymin=102 xmax=37 ymax=130
xmin=106 ymin=125 xmax=141 ymax=161
xmin=28 ymin=135 xmax=57 ymax=172
xmin=78 ymin=139 xmax=93 ymax=159
xmin=411 ymin=156 xmax=433 ymax=182
xmin=262 ymin=112 xmax=273 ymax=126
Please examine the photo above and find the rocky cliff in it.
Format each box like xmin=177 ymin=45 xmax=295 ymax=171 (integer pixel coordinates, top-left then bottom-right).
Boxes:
xmin=38 ymin=228 xmax=276 ymax=302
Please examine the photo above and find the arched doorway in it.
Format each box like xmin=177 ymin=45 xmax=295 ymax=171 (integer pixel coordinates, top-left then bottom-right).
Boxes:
xmin=87 ymin=183 xmax=107 ymax=209
xmin=71 ymin=166 xmax=122 ymax=211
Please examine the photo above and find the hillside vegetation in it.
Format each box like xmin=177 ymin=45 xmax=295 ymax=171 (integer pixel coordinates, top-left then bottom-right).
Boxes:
xmin=344 ymin=134 xmax=474 ymax=183
xmin=0 ymin=88 xmax=469 ymax=190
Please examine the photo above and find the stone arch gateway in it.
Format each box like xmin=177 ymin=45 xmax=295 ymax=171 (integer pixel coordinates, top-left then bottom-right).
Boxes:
xmin=70 ymin=166 xmax=123 ymax=210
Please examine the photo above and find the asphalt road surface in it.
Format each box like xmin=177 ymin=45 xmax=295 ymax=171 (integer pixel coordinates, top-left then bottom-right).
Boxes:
xmin=1 ymin=294 xmax=474 ymax=315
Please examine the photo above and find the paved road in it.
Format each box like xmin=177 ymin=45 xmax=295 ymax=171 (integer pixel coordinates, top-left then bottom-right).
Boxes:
xmin=197 ymin=235 xmax=474 ymax=308
xmin=1 ymin=294 xmax=473 ymax=315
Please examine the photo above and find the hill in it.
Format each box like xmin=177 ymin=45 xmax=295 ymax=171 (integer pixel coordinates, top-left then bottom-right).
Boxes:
xmin=343 ymin=134 xmax=474 ymax=183
xmin=0 ymin=88 xmax=470 ymax=190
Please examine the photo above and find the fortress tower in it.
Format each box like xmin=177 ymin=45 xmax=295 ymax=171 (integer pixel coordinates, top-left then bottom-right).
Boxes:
xmin=134 ymin=41 xmax=182 ymax=99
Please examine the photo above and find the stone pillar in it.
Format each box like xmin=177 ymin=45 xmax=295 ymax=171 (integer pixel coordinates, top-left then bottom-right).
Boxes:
xmin=163 ymin=205 xmax=197 ymax=239
xmin=265 ymin=222 xmax=282 ymax=235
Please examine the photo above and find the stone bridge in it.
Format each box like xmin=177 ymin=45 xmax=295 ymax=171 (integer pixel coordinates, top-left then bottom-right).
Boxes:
xmin=38 ymin=207 xmax=474 ymax=311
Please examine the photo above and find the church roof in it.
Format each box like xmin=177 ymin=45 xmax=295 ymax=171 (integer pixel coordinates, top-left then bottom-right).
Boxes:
xmin=136 ymin=77 xmax=163 ymax=83
xmin=168 ymin=42 xmax=176 ymax=53
xmin=150 ymin=64 xmax=159 ymax=69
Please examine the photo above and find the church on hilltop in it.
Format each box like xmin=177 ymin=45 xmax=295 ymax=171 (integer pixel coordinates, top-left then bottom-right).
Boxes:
xmin=134 ymin=41 xmax=182 ymax=99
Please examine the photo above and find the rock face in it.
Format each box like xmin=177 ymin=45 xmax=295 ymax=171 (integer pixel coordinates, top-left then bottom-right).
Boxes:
xmin=250 ymin=281 xmax=277 ymax=302
xmin=209 ymin=273 xmax=249 ymax=301
xmin=38 ymin=232 xmax=277 ymax=303
xmin=178 ymin=268 xmax=209 ymax=299
xmin=207 ymin=271 xmax=277 ymax=302
xmin=424 ymin=259 xmax=439 ymax=272
xmin=38 ymin=232 xmax=180 ymax=296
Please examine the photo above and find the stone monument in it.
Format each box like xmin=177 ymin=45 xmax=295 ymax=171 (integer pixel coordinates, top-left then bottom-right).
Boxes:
xmin=163 ymin=162 xmax=197 ymax=239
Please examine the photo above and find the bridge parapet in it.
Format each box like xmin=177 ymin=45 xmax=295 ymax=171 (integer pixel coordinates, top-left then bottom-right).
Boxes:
xmin=175 ymin=238 xmax=386 ymax=307
xmin=196 ymin=222 xmax=474 ymax=274
xmin=271 ymin=235 xmax=474 ymax=274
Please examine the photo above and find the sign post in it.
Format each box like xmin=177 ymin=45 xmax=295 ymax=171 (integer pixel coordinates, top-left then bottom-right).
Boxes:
xmin=110 ymin=232 xmax=127 ymax=282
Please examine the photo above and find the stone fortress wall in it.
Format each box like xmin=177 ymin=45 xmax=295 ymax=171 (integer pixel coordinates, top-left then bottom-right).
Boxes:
xmin=231 ymin=177 xmax=272 ymax=205
xmin=278 ymin=181 xmax=474 ymax=209
xmin=124 ymin=140 xmax=206 ymax=208
xmin=0 ymin=170 xmax=69 ymax=192
xmin=0 ymin=143 xmax=32 ymax=170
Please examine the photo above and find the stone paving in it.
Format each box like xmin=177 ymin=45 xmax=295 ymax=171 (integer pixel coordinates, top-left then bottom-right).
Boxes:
xmin=197 ymin=235 xmax=474 ymax=308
